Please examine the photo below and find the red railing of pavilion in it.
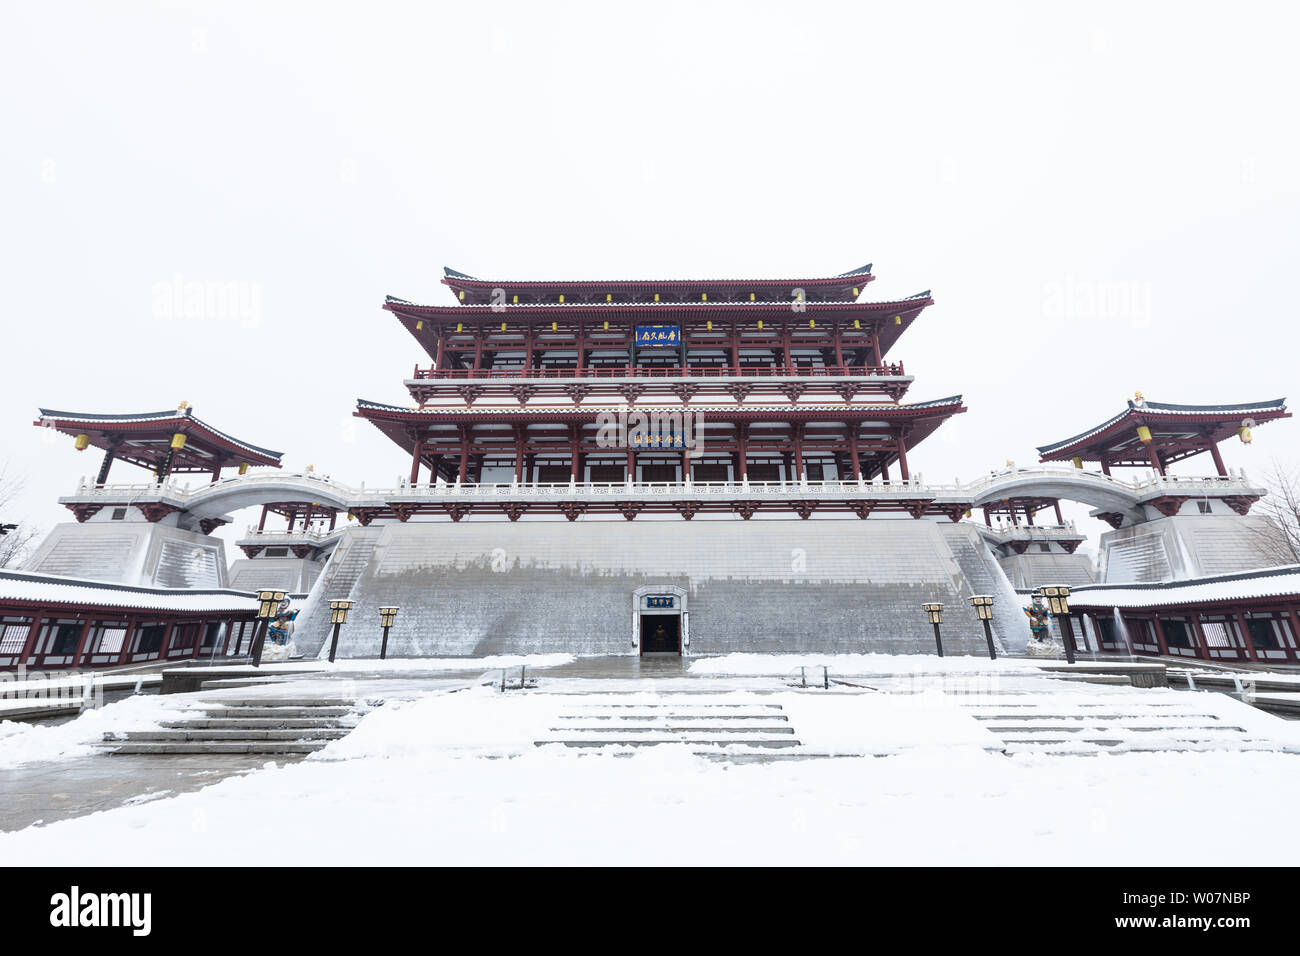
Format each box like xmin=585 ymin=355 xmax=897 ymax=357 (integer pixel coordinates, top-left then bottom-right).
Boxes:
xmin=411 ymin=363 xmax=906 ymax=381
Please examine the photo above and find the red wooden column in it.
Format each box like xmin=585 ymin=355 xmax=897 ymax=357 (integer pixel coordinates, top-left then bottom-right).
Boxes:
xmin=1234 ymin=611 xmax=1258 ymax=662
xmin=781 ymin=325 xmax=792 ymax=369
xmin=1150 ymin=616 xmax=1171 ymax=656
xmin=1287 ymin=607 xmax=1300 ymax=662
xmin=730 ymin=323 xmax=740 ymax=371
xmin=1054 ymin=501 xmax=1064 ymax=524
xmin=870 ymin=329 xmax=882 ymax=367
xmin=847 ymin=425 xmax=860 ymax=480
xmin=1145 ymin=439 xmax=1164 ymax=474
xmin=792 ymin=425 xmax=805 ymax=482
xmin=257 ymin=506 xmax=269 ymax=531
xmin=895 ymin=431 xmax=911 ymax=481
xmin=1208 ymin=442 xmax=1228 ymax=477
xmin=570 ymin=425 xmax=580 ymax=482
xmin=1100 ymin=459 xmax=1112 ymax=476
xmin=626 ymin=446 xmax=635 ymax=483
xmin=1188 ymin=614 xmax=1212 ymax=662
xmin=832 ymin=324 xmax=844 ymax=369
xmin=513 ymin=427 xmax=524 ymax=483
xmin=17 ymin=612 xmax=44 ymax=671
xmin=736 ymin=424 xmax=748 ymax=481
xmin=457 ymin=427 xmax=470 ymax=483
xmin=524 ymin=325 xmax=534 ymax=373
xmin=433 ymin=330 xmax=444 ymax=369
xmin=115 ymin=619 xmax=139 ymax=666
xmin=156 ymin=621 xmax=177 ymax=661
xmin=70 ymin=618 xmax=94 ymax=669
xmin=409 ymin=439 xmax=422 ymax=484
xmin=575 ymin=322 xmax=585 ymax=372
xmin=472 ymin=332 xmax=483 ymax=371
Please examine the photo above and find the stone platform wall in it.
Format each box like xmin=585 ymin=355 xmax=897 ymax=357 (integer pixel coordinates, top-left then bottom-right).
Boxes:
xmin=294 ymin=517 xmax=1031 ymax=659
xmin=24 ymin=522 xmax=227 ymax=588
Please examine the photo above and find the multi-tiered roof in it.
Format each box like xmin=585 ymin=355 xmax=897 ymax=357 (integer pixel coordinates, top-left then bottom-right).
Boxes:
xmin=356 ymin=264 xmax=965 ymax=520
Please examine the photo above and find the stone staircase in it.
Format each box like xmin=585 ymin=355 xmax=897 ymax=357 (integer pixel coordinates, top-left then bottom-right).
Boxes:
xmin=535 ymin=699 xmax=801 ymax=752
xmin=958 ymin=697 xmax=1279 ymax=756
xmin=103 ymin=697 xmax=361 ymax=756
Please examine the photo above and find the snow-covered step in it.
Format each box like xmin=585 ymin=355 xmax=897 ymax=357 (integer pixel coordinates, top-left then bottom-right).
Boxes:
xmin=546 ymin=728 xmax=790 ymax=738
xmin=108 ymin=740 xmax=329 ymax=755
xmin=956 ymin=694 xmax=1281 ymax=755
xmin=117 ymin=733 xmax=348 ymax=749
xmin=537 ymin=735 xmax=803 ymax=749
xmin=193 ymin=706 xmax=353 ymax=719
xmin=159 ymin=717 xmax=351 ymax=730
xmin=102 ymin=696 xmax=363 ymax=757
xmin=537 ymin=700 xmax=802 ymax=751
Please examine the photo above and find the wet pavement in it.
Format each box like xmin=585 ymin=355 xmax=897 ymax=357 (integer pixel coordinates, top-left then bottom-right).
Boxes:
xmin=0 ymin=753 xmax=280 ymax=832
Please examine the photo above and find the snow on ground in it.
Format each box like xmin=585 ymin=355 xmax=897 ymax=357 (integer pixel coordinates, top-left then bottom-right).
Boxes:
xmin=3 ymin=662 xmax=1300 ymax=864
xmin=689 ymin=653 xmax=1044 ymax=677
xmin=0 ymin=694 xmax=176 ymax=769
xmin=2 ymin=733 xmax=1299 ymax=865
xmin=213 ymin=654 xmax=575 ymax=674
xmin=320 ymin=686 xmax=1003 ymax=758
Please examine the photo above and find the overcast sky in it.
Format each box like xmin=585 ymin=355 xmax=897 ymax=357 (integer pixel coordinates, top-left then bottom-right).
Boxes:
xmin=2 ymin=1 xmax=1297 ymax=550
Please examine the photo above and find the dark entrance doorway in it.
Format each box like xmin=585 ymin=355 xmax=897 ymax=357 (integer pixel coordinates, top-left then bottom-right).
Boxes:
xmin=640 ymin=615 xmax=681 ymax=654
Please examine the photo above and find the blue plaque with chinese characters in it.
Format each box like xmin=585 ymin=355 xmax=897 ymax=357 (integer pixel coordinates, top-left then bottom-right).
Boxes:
xmin=635 ymin=325 xmax=681 ymax=347
xmin=645 ymin=596 xmax=675 ymax=608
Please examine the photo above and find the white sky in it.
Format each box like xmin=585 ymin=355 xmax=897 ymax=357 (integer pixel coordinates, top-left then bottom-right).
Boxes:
xmin=2 ymin=1 xmax=1298 ymax=549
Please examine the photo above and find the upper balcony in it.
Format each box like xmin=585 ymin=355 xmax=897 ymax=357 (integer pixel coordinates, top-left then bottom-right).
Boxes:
xmin=407 ymin=362 xmax=912 ymax=405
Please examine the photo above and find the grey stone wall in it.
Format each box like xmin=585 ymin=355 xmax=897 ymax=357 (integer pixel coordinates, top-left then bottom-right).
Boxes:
xmin=228 ymin=556 xmax=324 ymax=592
xmin=295 ymin=517 xmax=1028 ymax=659
xmin=1099 ymin=514 xmax=1282 ymax=583
xmin=25 ymin=522 xmax=227 ymax=588
xmin=997 ymin=552 xmax=1097 ymax=590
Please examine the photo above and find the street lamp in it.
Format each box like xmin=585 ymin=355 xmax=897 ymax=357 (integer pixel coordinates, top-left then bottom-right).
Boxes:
xmin=327 ymin=599 xmax=355 ymax=663
xmin=378 ymin=606 xmax=400 ymax=660
xmin=969 ymin=594 xmax=997 ymax=660
xmin=250 ymin=588 xmax=286 ymax=667
xmin=1042 ymin=585 xmax=1076 ymax=664
xmin=923 ymin=602 xmax=944 ymax=657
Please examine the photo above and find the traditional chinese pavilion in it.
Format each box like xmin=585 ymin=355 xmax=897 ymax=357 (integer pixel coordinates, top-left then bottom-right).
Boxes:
xmin=14 ymin=265 xmax=1294 ymax=666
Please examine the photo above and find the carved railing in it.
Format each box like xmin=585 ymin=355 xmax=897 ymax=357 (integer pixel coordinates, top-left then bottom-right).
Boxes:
xmin=410 ymin=363 xmax=906 ymax=381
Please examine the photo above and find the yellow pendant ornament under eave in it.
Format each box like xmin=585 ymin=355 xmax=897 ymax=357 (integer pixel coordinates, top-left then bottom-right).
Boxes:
xmin=1136 ymin=425 xmax=1153 ymax=445
xmin=1239 ymin=426 xmax=1253 ymax=444
xmin=1072 ymin=456 xmax=1083 ymax=469
xmin=238 ymin=462 xmax=249 ymax=475
xmin=74 ymin=433 xmax=89 ymax=451
xmin=170 ymin=432 xmax=187 ymax=451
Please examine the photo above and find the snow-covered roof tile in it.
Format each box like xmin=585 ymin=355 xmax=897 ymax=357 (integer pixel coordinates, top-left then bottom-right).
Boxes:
xmin=0 ymin=570 xmax=297 ymax=614
xmin=1069 ymin=565 xmax=1300 ymax=609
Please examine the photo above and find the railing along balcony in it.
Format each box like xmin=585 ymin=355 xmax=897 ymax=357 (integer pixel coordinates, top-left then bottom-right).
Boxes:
xmin=411 ymin=363 xmax=906 ymax=381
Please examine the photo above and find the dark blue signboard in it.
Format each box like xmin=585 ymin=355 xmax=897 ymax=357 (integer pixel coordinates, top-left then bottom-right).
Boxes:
xmin=631 ymin=431 xmax=686 ymax=447
xmin=635 ymin=325 xmax=681 ymax=347
xmin=645 ymin=596 xmax=675 ymax=608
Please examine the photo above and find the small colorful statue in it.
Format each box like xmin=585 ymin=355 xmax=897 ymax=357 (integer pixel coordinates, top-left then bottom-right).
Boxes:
xmin=1023 ymin=591 xmax=1051 ymax=642
xmin=267 ymin=598 xmax=298 ymax=646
